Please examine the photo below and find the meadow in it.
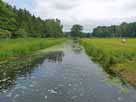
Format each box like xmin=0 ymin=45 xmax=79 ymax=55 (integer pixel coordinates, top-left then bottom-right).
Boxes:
xmin=80 ymin=38 xmax=136 ymax=86
xmin=0 ymin=38 xmax=66 ymax=60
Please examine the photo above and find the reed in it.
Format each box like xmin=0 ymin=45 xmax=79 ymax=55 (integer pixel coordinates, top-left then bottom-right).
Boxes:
xmin=0 ymin=38 xmax=66 ymax=60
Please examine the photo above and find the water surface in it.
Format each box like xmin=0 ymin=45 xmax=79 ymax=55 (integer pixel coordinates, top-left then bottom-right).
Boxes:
xmin=0 ymin=42 xmax=136 ymax=102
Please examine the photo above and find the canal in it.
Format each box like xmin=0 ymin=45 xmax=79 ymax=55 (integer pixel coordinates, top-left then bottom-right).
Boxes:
xmin=0 ymin=42 xmax=136 ymax=102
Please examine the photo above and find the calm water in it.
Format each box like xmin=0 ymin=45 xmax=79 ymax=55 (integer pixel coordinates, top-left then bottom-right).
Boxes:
xmin=0 ymin=42 xmax=136 ymax=102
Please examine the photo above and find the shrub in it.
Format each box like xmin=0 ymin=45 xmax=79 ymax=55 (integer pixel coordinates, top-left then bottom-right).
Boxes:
xmin=0 ymin=28 xmax=11 ymax=39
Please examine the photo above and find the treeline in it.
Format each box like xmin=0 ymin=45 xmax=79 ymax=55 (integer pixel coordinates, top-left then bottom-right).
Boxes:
xmin=0 ymin=0 xmax=63 ymax=39
xmin=92 ymin=22 xmax=136 ymax=37
xmin=69 ymin=22 xmax=136 ymax=38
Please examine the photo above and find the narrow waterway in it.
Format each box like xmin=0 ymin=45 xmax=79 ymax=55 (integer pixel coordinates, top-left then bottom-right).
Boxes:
xmin=0 ymin=42 xmax=136 ymax=102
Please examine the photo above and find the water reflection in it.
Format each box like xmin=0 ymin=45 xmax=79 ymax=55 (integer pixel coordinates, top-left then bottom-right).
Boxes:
xmin=71 ymin=44 xmax=82 ymax=54
xmin=0 ymin=51 xmax=64 ymax=91
xmin=73 ymin=47 xmax=82 ymax=54
xmin=47 ymin=51 xmax=64 ymax=63
xmin=0 ymin=57 xmax=45 ymax=91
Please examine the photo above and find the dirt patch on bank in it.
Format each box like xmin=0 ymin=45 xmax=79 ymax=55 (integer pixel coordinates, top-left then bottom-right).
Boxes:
xmin=112 ymin=62 xmax=136 ymax=87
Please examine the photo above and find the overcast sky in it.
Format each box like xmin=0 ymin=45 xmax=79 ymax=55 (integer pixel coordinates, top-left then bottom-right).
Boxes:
xmin=4 ymin=0 xmax=136 ymax=32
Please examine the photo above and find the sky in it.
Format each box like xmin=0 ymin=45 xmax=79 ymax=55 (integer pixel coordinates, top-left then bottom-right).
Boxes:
xmin=4 ymin=0 xmax=136 ymax=32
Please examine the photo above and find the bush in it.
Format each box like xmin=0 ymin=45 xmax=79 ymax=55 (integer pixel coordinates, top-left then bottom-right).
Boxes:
xmin=0 ymin=28 xmax=11 ymax=39
xmin=14 ymin=28 xmax=28 ymax=38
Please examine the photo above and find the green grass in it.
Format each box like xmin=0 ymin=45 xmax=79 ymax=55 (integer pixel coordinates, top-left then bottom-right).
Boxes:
xmin=0 ymin=38 xmax=66 ymax=60
xmin=80 ymin=38 xmax=136 ymax=68
xmin=80 ymin=38 xmax=136 ymax=86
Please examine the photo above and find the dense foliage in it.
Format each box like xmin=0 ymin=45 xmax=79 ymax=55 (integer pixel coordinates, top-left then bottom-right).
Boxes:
xmin=0 ymin=0 xmax=63 ymax=38
xmin=70 ymin=24 xmax=83 ymax=37
xmin=92 ymin=22 xmax=136 ymax=37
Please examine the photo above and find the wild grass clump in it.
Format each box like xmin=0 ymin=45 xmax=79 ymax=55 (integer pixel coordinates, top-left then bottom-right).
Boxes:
xmin=80 ymin=38 xmax=136 ymax=68
xmin=0 ymin=38 xmax=66 ymax=60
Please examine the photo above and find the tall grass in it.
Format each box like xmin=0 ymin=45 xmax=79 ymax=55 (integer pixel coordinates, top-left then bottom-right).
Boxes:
xmin=80 ymin=38 xmax=136 ymax=68
xmin=0 ymin=38 xmax=66 ymax=60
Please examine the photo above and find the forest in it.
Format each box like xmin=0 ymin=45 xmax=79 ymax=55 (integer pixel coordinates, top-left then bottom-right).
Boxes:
xmin=0 ymin=0 xmax=63 ymax=39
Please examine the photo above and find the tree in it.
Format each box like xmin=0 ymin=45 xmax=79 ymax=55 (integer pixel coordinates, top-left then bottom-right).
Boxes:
xmin=14 ymin=28 xmax=27 ymax=38
xmin=0 ymin=29 xmax=11 ymax=39
xmin=120 ymin=22 xmax=129 ymax=37
xmin=92 ymin=22 xmax=136 ymax=38
xmin=0 ymin=0 xmax=64 ymax=38
xmin=44 ymin=19 xmax=63 ymax=38
xmin=71 ymin=24 xmax=83 ymax=37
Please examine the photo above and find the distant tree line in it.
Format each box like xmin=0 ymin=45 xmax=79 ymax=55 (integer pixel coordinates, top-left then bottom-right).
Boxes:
xmin=92 ymin=22 xmax=136 ymax=38
xmin=0 ymin=0 xmax=63 ymax=39
xmin=70 ymin=22 xmax=136 ymax=38
xmin=69 ymin=24 xmax=91 ymax=38
xmin=67 ymin=22 xmax=136 ymax=38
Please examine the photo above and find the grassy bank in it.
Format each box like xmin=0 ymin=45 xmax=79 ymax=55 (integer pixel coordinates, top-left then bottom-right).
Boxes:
xmin=0 ymin=38 xmax=66 ymax=60
xmin=0 ymin=38 xmax=66 ymax=89
xmin=80 ymin=38 xmax=136 ymax=86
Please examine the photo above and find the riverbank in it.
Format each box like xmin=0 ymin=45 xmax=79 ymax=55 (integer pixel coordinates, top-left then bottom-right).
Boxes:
xmin=80 ymin=38 xmax=136 ymax=86
xmin=112 ymin=60 xmax=136 ymax=87
xmin=0 ymin=40 xmax=66 ymax=90
xmin=0 ymin=38 xmax=66 ymax=61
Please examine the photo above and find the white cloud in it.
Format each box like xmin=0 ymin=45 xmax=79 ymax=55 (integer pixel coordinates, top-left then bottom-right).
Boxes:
xmin=5 ymin=0 xmax=136 ymax=32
